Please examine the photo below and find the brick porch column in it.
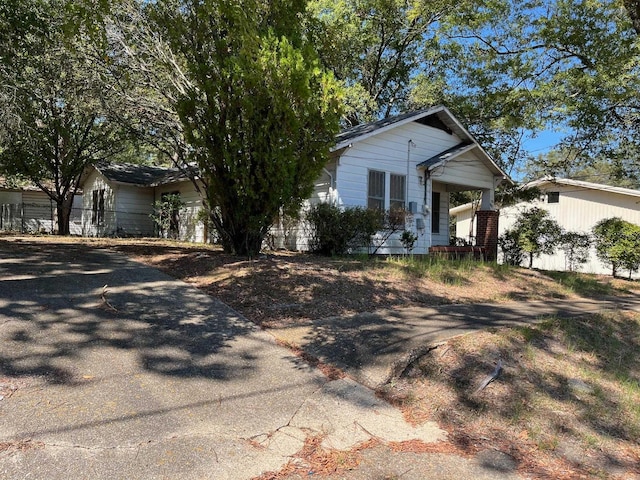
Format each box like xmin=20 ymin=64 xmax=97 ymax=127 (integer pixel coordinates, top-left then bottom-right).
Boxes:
xmin=475 ymin=210 xmax=499 ymax=261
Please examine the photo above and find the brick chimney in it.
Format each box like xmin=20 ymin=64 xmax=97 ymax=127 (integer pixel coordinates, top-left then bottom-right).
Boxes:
xmin=475 ymin=210 xmax=499 ymax=261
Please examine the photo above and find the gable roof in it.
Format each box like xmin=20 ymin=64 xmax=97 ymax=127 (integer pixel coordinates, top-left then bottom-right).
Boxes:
xmin=334 ymin=106 xmax=470 ymax=150
xmin=450 ymin=177 xmax=640 ymax=216
xmin=526 ymin=176 xmax=640 ymax=199
xmin=92 ymin=162 xmax=190 ymax=188
xmin=333 ymin=106 xmax=512 ymax=184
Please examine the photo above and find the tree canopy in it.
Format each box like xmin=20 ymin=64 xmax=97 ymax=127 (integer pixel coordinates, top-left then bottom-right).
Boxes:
xmin=510 ymin=207 xmax=563 ymax=269
xmin=0 ymin=0 xmax=127 ymax=234
xmin=593 ymin=217 xmax=640 ymax=278
xmin=138 ymin=0 xmax=343 ymax=255
xmin=432 ymin=0 xmax=640 ymax=177
xmin=310 ymin=0 xmax=640 ymax=179
xmin=4 ymin=0 xmax=640 ymax=246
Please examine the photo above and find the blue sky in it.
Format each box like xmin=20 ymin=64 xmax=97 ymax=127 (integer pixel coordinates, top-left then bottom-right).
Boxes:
xmin=522 ymin=129 xmax=565 ymax=156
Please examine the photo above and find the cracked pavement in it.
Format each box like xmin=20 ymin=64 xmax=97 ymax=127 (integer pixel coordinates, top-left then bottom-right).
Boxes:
xmin=0 ymin=239 xmax=446 ymax=479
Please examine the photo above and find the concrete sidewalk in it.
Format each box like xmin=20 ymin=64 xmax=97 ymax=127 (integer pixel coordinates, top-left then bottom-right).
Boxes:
xmin=0 ymin=239 xmax=522 ymax=480
xmin=269 ymin=295 xmax=640 ymax=389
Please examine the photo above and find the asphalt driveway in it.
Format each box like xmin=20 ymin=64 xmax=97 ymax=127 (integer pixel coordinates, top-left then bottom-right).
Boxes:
xmin=0 ymin=239 xmax=460 ymax=480
xmin=4 ymin=238 xmax=639 ymax=479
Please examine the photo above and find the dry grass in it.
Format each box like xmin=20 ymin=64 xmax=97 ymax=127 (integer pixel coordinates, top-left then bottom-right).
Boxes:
xmin=23 ymin=236 xmax=631 ymax=330
xmin=378 ymin=311 xmax=640 ymax=479
xmin=3 ymin=235 xmax=639 ymax=478
xmin=254 ymin=436 xmax=374 ymax=479
xmin=0 ymin=440 xmax=45 ymax=454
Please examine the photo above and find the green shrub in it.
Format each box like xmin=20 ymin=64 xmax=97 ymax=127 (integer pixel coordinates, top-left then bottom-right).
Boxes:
xmin=307 ymin=203 xmax=382 ymax=255
xmin=559 ymin=231 xmax=591 ymax=272
xmin=593 ymin=217 xmax=640 ymax=278
xmin=499 ymin=228 xmax=524 ymax=266
xmin=513 ymin=207 xmax=562 ymax=268
xmin=400 ymin=230 xmax=418 ymax=254
xmin=150 ymin=193 xmax=185 ymax=239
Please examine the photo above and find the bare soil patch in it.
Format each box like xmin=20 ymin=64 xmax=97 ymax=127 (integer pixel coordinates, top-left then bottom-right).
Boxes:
xmin=3 ymin=236 xmax=638 ymax=479
xmin=378 ymin=311 xmax=640 ymax=479
xmin=22 ymin=236 xmax=622 ymax=328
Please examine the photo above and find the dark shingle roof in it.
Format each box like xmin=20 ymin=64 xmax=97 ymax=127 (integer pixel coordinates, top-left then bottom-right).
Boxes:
xmin=94 ymin=162 xmax=190 ymax=187
xmin=417 ymin=142 xmax=474 ymax=169
xmin=335 ymin=110 xmax=435 ymax=145
xmin=333 ymin=106 xmax=470 ymax=150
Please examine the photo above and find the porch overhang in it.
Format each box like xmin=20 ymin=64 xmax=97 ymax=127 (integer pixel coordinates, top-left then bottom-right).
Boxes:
xmin=416 ymin=142 xmax=514 ymax=189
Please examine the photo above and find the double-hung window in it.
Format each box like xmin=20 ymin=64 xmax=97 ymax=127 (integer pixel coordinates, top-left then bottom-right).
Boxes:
xmin=92 ymin=189 xmax=105 ymax=226
xmin=390 ymin=174 xmax=406 ymax=210
xmin=367 ymin=170 xmax=385 ymax=210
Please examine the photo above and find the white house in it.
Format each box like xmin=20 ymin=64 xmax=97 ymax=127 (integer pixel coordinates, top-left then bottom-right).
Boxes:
xmin=79 ymin=107 xmax=511 ymax=253
xmin=80 ymin=162 xmax=208 ymax=241
xmin=0 ymin=177 xmax=82 ymax=234
xmin=451 ymin=177 xmax=640 ymax=276
xmin=273 ymin=106 xmax=512 ymax=257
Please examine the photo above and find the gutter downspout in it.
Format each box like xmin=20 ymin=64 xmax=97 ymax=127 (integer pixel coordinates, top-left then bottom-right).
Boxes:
xmin=407 ymin=140 xmax=416 ymax=209
xmin=424 ymin=169 xmax=431 ymax=253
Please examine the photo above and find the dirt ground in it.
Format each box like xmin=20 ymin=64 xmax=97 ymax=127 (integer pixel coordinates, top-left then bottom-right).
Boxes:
xmin=4 ymin=236 xmax=639 ymax=479
xmin=74 ymin=237 xmax=598 ymax=328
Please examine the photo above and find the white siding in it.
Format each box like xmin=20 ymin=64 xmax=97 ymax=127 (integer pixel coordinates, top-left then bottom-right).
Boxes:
xmin=453 ymin=206 xmax=476 ymax=242
xmin=430 ymin=151 xmax=495 ymax=190
xmin=114 ymin=185 xmax=155 ymax=236
xmin=81 ymin=170 xmax=206 ymax=240
xmin=21 ymin=191 xmax=51 ymax=233
xmin=309 ymin=160 xmax=337 ymax=206
xmin=270 ymin=118 xmax=502 ymax=254
xmin=333 ymin=122 xmax=464 ymax=254
xmin=430 ymin=182 xmax=450 ymax=246
xmin=336 ymin=121 xmax=459 ymax=208
xmin=0 ymin=191 xmax=22 ymax=231
xmin=493 ymin=184 xmax=640 ymax=277
xmin=0 ymin=190 xmax=81 ymax=234
xmin=82 ymin=170 xmax=117 ymax=237
xmin=154 ymin=180 xmax=206 ymax=242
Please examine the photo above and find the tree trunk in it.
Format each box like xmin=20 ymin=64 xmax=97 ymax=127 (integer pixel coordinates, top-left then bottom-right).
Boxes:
xmin=56 ymin=196 xmax=73 ymax=236
xmin=528 ymin=252 xmax=534 ymax=269
xmin=212 ymin=208 xmax=269 ymax=257
xmin=225 ymin=230 xmax=264 ymax=257
xmin=623 ymin=0 xmax=640 ymax=35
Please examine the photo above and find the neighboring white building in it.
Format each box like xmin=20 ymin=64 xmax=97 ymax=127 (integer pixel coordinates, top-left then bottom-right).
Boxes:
xmin=0 ymin=178 xmax=82 ymax=234
xmin=272 ymin=106 xmax=512 ymax=256
xmin=451 ymin=177 xmax=640 ymax=276
xmin=80 ymin=163 xmax=208 ymax=242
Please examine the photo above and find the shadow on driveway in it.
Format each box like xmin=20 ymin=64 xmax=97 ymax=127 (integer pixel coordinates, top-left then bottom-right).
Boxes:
xmin=0 ymin=240 xmax=255 ymax=384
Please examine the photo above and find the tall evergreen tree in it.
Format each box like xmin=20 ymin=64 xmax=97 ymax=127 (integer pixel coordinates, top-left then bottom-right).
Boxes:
xmin=141 ymin=0 xmax=342 ymax=255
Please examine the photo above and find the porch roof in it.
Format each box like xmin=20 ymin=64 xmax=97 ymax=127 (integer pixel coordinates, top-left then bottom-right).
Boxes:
xmin=416 ymin=142 xmax=474 ymax=169
xmin=417 ymin=142 xmax=512 ymax=185
xmin=92 ymin=162 xmax=192 ymax=188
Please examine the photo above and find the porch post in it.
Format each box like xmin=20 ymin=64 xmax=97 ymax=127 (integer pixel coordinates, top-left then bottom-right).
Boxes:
xmin=480 ymin=188 xmax=494 ymax=210
xmin=475 ymin=210 xmax=499 ymax=261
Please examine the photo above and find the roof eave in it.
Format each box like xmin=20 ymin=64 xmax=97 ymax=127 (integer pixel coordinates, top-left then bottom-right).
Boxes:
xmin=332 ymin=105 xmax=464 ymax=151
xmin=449 ymin=202 xmax=475 ymax=215
xmin=525 ymin=177 xmax=640 ymax=198
xmin=418 ymin=144 xmax=514 ymax=186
